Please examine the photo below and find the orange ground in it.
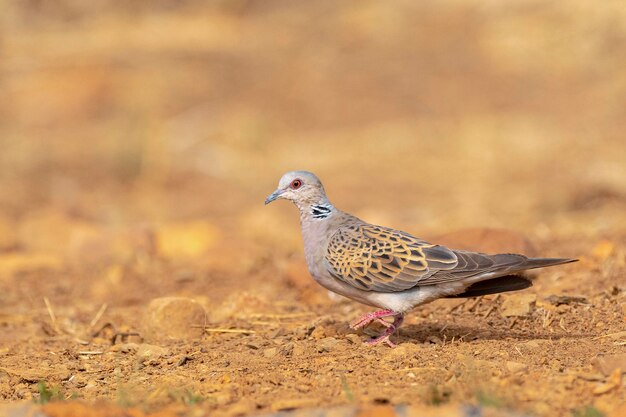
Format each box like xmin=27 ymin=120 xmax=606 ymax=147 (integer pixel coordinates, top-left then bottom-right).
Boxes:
xmin=1 ymin=1 xmax=625 ymax=416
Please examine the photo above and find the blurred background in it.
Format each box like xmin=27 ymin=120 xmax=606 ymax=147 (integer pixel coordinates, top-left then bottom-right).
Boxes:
xmin=1 ymin=1 xmax=626 ymax=414
xmin=1 ymin=0 xmax=625 ymax=297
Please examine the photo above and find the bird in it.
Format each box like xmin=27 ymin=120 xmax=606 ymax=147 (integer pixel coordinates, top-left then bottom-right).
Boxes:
xmin=265 ymin=171 xmax=577 ymax=347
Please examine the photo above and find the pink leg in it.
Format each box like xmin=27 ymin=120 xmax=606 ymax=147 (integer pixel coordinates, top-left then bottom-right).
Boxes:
xmin=365 ymin=314 xmax=405 ymax=348
xmin=349 ymin=309 xmax=396 ymax=330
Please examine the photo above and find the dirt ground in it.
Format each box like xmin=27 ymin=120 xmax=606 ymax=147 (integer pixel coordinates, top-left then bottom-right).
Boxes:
xmin=1 ymin=1 xmax=625 ymax=417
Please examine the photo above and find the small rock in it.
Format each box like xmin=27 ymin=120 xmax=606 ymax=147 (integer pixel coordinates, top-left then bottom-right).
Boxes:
xmin=345 ymin=333 xmax=362 ymax=345
xmin=506 ymin=361 xmax=528 ymax=373
xmin=263 ymin=347 xmax=278 ymax=358
xmin=317 ymin=337 xmax=339 ymax=352
xmin=501 ymin=294 xmax=537 ymax=317
xmin=143 ymin=297 xmax=207 ymax=342
xmin=293 ymin=325 xmax=312 ymax=340
xmin=268 ymin=327 xmax=288 ymax=339
xmin=136 ymin=344 xmax=169 ymax=360
xmin=292 ymin=343 xmax=306 ymax=357
xmin=310 ymin=326 xmax=327 ymax=340
xmin=245 ymin=338 xmax=263 ymax=350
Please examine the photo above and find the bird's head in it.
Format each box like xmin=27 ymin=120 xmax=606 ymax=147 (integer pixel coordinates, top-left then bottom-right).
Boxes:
xmin=265 ymin=171 xmax=329 ymax=208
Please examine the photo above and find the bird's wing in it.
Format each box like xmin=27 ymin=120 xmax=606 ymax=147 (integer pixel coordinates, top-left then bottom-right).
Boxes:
xmin=324 ymin=223 xmax=533 ymax=292
xmin=324 ymin=223 xmax=458 ymax=292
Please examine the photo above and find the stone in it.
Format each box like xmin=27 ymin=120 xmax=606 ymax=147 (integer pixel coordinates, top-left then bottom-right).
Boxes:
xmin=143 ymin=297 xmax=207 ymax=342
xmin=317 ymin=337 xmax=339 ymax=352
xmin=263 ymin=347 xmax=278 ymax=358
xmin=501 ymin=293 xmax=537 ymax=317
xmin=136 ymin=344 xmax=170 ymax=360
xmin=345 ymin=334 xmax=362 ymax=345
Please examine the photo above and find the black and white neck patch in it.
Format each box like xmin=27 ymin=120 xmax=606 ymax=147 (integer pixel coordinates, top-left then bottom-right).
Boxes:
xmin=311 ymin=204 xmax=333 ymax=219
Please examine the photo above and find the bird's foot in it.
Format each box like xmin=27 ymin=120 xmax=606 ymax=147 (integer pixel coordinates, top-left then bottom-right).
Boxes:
xmin=365 ymin=333 xmax=397 ymax=348
xmin=349 ymin=309 xmax=396 ymax=330
xmin=368 ymin=314 xmax=404 ymax=347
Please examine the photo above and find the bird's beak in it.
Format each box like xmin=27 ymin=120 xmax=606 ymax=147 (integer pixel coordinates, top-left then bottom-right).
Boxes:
xmin=264 ymin=189 xmax=283 ymax=205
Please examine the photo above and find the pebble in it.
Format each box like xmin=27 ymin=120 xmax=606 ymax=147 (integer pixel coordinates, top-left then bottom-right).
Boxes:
xmin=345 ymin=333 xmax=362 ymax=345
xmin=317 ymin=337 xmax=339 ymax=352
xmin=310 ymin=327 xmax=327 ymax=340
xmin=136 ymin=344 xmax=169 ymax=360
xmin=500 ymin=294 xmax=537 ymax=317
xmin=142 ymin=297 xmax=207 ymax=342
xmin=263 ymin=347 xmax=278 ymax=358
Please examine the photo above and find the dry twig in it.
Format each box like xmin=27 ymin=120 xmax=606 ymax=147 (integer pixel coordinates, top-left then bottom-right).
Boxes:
xmin=43 ymin=297 xmax=61 ymax=334
xmin=88 ymin=304 xmax=108 ymax=330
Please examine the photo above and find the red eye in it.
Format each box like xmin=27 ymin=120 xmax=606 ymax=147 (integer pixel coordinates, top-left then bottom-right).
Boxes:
xmin=290 ymin=179 xmax=302 ymax=189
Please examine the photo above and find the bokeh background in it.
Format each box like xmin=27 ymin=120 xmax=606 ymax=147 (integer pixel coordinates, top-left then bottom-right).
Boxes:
xmin=1 ymin=1 xmax=625 ymax=415
xmin=2 ymin=0 xmax=625 ymax=242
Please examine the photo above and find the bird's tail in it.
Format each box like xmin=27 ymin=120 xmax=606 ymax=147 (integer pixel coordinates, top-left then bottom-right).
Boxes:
xmin=516 ymin=257 xmax=578 ymax=270
xmin=446 ymin=257 xmax=577 ymax=298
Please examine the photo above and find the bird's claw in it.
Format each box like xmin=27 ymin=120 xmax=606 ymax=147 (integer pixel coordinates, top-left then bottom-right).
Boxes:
xmin=350 ymin=310 xmax=404 ymax=348
xmin=365 ymin=334 xmax=397 ymax=348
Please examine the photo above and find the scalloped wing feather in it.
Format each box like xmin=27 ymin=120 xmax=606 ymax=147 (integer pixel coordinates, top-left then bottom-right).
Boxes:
xmin=324 ymin=224 xmax=535 ymax=292
xmin=324 ymin=223 xmax=459 ymax=292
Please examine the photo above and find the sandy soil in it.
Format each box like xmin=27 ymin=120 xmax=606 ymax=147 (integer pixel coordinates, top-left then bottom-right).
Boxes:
xmin=0 ymin=1 xmax=625 ymax=416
